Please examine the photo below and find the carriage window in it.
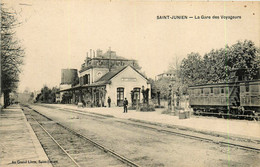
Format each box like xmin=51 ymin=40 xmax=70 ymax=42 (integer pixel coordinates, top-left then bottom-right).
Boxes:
xmin=214 ymin=88 xmax=220 ymax=94
xmin=251 ymin=85 xmax=259 ymax=92
xmin=221 ymin=88 xmax=224 ymax=94
xmin=195 ymin=89 xmax=200 ymax=96
xmin=210 ymin=87 xmax=213 ymax=93
xmin=204 ymin=88 xmax=209 ymax=95
xmin=201 ymin=89 xmax=203 ymax=94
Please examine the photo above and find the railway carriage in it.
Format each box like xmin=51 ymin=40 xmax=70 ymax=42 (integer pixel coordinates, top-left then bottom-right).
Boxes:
xmin=240 ymin=80 xmax=260 ymax=114
xmin=188 ymin=69 xmax=260 ymax=119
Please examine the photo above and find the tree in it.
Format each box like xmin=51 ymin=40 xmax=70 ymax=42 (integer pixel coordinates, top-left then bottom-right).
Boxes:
xmin=180 ymin=52 xmax=205 ymax=85
xmin=1 ymin=5 xmax=24 ymax=107
xmin=225 ymin=40 xmax=259 ymax=80
xmin=168 ymin=56 xmax=188 ymax=95
xmin=203 ymin=48 xmax=227 ymax=83
xmin=180 ymin=40 xmax=260 ymax=86
xmin=35 ymin=86 xmax=59 ymax=103
xmin=153 ymin=78 xmax=172 ymax=100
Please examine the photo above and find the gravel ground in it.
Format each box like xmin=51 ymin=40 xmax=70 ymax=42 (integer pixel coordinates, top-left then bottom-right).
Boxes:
xmin=45 ymin=103 xmax=260 ymax=140
xmin=30 ymin=105 xmax=260 ymax=167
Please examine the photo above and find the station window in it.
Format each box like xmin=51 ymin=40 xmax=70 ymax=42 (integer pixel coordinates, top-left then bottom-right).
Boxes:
xmin=133 ymin=87 xmax=141 ymax=101
xmin=87 ymin=74 xmax=90 ymax=84
xmin=83 ymin=75 xmax=88 ymax=84
xmin=117 ymin=88 xmax=124 ymax=100
xmin=117 ymin=87 xmax=124 ymax=106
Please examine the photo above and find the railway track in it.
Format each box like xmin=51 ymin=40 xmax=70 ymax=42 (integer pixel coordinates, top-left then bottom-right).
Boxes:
xmin=193 ymin=111 xmax=260 ymax=121
xmin=33 ymin=104 xmax=260 ymax=154
xmin=22 ymin=106 xmax=140 ymax=167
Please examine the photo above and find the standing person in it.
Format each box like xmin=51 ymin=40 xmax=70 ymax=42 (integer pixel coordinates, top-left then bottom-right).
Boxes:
xmin=123 ymin=98 xmax=128 ymax=113
xmin=107 ymin=97 xmax=111 ymax=108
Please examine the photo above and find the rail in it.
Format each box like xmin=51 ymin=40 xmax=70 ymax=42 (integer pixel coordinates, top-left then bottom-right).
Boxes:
xmin=24 ymin=106 xmax=141 ymax=167
xmin=30 ymin=104 xmax=260 ymax=153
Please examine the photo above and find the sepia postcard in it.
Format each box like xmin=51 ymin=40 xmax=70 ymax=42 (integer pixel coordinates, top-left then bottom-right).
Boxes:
xmin=1 ymin=0 xmax=259 ymax=167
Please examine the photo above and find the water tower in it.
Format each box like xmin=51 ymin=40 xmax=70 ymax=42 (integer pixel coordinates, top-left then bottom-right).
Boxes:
xmin=61 ymin=69 xmax=78 ymax=85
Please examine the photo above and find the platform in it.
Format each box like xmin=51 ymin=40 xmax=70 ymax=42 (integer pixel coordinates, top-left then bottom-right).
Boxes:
xmin=0 ymin=105 xmax=52 ymax=167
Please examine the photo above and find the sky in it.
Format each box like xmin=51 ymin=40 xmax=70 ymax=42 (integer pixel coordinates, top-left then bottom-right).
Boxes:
xmin=2 ymin=0 xmax=259 ymax=92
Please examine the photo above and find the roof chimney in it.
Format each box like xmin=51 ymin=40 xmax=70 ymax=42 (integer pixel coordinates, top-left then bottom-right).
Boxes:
xmin=90 ymin=49 xmax=92 ymax=58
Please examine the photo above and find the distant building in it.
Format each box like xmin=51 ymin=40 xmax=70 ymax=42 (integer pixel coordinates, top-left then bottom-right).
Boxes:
xmin=59 ymin=48 xmax=150 ymax=107
xmin=156 ymin=72 xmax=176 ymax=81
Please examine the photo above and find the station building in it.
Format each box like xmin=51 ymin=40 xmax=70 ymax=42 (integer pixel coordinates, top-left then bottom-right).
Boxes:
xmin=59 ymin=49 xmax=151 ymax=107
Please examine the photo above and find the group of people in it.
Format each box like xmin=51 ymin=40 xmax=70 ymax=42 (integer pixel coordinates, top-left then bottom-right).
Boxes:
xmin=107 ymin=96 xmax=128 ymax=113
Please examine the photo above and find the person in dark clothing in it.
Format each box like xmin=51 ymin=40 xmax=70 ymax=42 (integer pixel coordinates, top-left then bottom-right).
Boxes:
xmin=107 ymin=97 xmax=111 ymax=108
xmin=123 ymin=98 xmax=128 ymax=113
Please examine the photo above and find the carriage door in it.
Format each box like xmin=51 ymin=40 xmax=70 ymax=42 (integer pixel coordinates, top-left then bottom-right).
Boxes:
xmin=117 ymin=87 xmax=124 ymax=106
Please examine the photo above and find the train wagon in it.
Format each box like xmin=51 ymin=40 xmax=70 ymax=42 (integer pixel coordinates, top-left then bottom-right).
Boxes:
xmin=240 ymin=80 xmax=260 ymax=114
xmin=188 ymin=69 xmax=260 ymax=120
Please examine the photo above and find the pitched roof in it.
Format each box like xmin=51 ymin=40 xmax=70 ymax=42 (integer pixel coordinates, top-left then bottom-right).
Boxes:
xmin=97 ymin=65 xmax=148 ymax=82
xmin=96 ymin=66 xmax=128 ymax=82
xmin=130 ymin=65 xmax=148 ymax=81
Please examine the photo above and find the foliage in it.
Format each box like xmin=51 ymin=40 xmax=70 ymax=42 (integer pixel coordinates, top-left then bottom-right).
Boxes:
xmin=1 ymin=5 xmax=24 ymax=107
xmin=180 ymin=40 xmax=260 ymax=86
xmin=127 ymin=106 xmax=137 ymax=110
xmin=152 ymin=78 xmax=171 ymax=100
xmin=225 ymin=40 xmax=259 ymax=80
xmin=17 ymin=92 xmax=34 ymax=104
xmin=61 ymin=92 xmax=72 ymax=104
xmin=137 ymin=103 xmax=155 ymax=112
xmin=155 ymin=105 xmax=165 ymax=108
xmin=203 ymin=48 xmax=227 ymax=83
xmin=36 ymin=86 xmax=58 ymax=103
xmin=180 ymin=52 xmax=206 ymax=85
xmin=139 ymin=105 xmax=155 ymax=112
xmin=161 ymin=109 xmax=173 ymax=115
